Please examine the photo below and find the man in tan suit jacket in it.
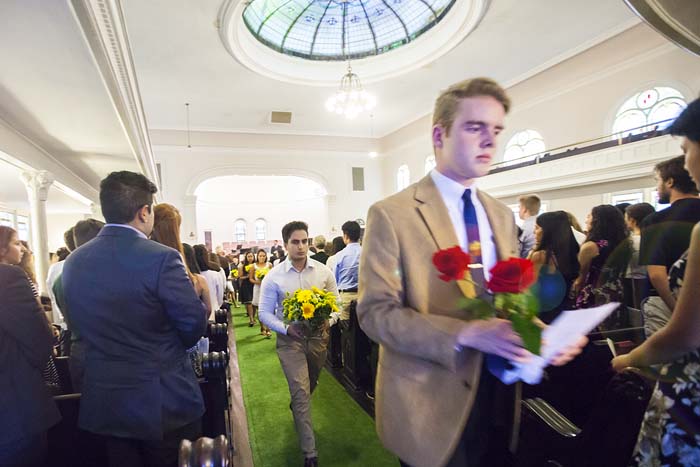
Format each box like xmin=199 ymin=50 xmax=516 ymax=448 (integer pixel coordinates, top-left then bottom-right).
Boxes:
xmin=357 ymin=78 xmax=583 ymax=467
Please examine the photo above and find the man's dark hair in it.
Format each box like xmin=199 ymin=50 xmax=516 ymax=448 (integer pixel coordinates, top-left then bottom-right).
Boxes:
xmin=56 ymin=247 xmax=70 ymax=261
xmin=625 ymin=202 xmax=655 ymax=227
xmin=614 ymin=203 xmax=631 ymax=216
xmin=654 ymin=155 xmax=699 ymax=195
xmin=341 ymin=220 xmax=361 ymax=242
xmin=331 ymin=236 xmax=345 ymax=255
xmin=669 ymin=98 xmax=700 ymax=143
xmin=99 ymin=171 xmax=158 ymax=224
xmin=64 ymin=227 xmax=76 ymax=251
xmin=282 ymin=221 xmax=309 ymax=244
xmin=73 ymin=219 xmax=105 ymax=247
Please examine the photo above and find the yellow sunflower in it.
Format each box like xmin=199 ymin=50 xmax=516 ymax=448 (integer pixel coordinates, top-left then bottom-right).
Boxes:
xmin=297 ymin=289 xmax=313 ymax=303
xmin=302 ymin=303 xmax=315 ymax=320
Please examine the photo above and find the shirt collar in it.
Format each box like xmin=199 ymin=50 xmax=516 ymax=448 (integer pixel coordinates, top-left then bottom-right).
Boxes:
xmin=430 ymin=169 xmax=479 ymax=203
xmin=104 ymin=223 xmax=148 ymax=239
xmin=283 ymin=256 xmax=316 ymax=273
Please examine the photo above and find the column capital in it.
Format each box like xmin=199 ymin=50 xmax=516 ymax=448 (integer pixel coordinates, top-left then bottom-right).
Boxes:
xmin=21 ymin=170 xmax=55 ymax=202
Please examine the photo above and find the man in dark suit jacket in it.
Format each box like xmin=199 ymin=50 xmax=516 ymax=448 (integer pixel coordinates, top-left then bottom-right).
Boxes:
xmin=0 ymin=263 xmax=61 ymax=466
xmin=62 ymin=171 xmax=208 ymax=467
xmin=310 ymin=235 xmax=329 ymax=264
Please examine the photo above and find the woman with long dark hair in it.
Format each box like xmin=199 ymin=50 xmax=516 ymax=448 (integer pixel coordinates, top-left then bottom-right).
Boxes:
xmin=528 ymin=211 xmax=580 ymax=321
xmin=239 ymin=250 xmax=256 ymax=326
xmin=194 ymin=244 xmax=223 ymax=318
xmin=573 ymin=205 xmax=632 ymax=314
xmin=250 ymin=249 xmax=272 ymax=337
xmin=0 ymin=226 xmax=60 ymax=466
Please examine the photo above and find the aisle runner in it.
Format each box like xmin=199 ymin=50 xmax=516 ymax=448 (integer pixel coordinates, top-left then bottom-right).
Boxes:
xmin=232 ymin=306 xmax=397 ymax=467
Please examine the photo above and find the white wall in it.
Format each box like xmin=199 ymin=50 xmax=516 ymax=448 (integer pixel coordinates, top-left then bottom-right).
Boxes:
xmin=152 ymin=141 xmax=382 ymax=246
xmin=378 ymin=24 xmax=700 ymax=200
xmin=194 ymin=175 xmax=330 ymax=247
xmin=46 ymin=212 xmax=86 ymax=252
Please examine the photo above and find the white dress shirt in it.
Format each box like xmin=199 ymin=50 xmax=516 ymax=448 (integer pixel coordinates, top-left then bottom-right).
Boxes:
xmin=430 ymin=169 xmax=497 ymax=281
xmin=202 ymin=269 xmax=223 ymax=317
xmin=104 ymin=223 xmax=147 ymax=239
xmin=258 ymin=257 xmax=339 ymax=335
xmin=46 ymin=261 xmax=65 ymax=323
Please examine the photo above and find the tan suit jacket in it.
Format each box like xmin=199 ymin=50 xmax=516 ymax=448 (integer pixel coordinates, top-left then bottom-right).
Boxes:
xmin=357 ymin=174 xmax=519 ymax=467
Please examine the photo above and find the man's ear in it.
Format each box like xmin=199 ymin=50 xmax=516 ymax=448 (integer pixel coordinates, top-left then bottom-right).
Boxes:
xmin=137 ymin=204 xmax=150 ymax=223
xmin=666 ymin=177 xmax=675 ymax=189
xmin=432 ymin=126 xmax=443 ymax=148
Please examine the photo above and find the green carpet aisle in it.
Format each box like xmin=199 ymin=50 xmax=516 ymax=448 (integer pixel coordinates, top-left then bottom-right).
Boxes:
xmin=231 ymin=305 xmax=397 ymax=467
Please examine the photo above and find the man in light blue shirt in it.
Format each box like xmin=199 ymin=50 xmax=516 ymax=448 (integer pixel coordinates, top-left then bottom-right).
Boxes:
xmin=258 ymin=221 xmax=338 ymax=467
xmin=332 ymin=220 xmax=362 ymax=320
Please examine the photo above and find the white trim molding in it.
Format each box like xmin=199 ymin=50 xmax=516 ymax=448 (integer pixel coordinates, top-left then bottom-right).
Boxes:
xmin=479 ymin=135 xmax=679 ymax=198
xmin=69 ymin=0 xmax=160 ymax=190
xmin=218 ymin=0 xmax=489 ymax=86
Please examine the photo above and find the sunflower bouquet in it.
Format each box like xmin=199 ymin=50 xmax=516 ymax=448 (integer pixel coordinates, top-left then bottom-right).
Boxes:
xmin=230 ymin=268 xmax=239 ymax=279
xmin=282 ymin=286 xmax=339 ymax=330
xmin=244 ymin=264 xmax=252 ymax=273
xmin=255 ymin=267 xmax=270 ymax=281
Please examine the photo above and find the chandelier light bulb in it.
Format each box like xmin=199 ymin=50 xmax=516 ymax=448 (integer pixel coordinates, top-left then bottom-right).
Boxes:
xmin=325 ymin=64 xmax=376 ymax=119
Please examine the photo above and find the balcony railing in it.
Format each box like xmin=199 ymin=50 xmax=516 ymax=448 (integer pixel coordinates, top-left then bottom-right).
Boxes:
xmin=490 ymin=119 xmax=675 ymax=174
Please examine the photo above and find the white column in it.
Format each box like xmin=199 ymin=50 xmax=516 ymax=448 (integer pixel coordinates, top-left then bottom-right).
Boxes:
xmin=182 ymin=195 xmax=198 ymax=244
xmin=20 ymin=170 xmax=54 ymax=295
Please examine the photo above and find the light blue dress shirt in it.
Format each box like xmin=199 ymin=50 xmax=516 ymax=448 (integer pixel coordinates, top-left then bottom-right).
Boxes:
xmin=258 ymin=258 xmax=339 ymax=335
xmin=333 ymin=242 xmax=361 ymax=290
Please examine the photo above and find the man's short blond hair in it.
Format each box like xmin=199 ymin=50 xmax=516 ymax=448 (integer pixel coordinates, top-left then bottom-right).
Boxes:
xmin=432 ymin=77 xmax=511 ymax=136
xmin=518 ymin=194 xmax=541 ymax=215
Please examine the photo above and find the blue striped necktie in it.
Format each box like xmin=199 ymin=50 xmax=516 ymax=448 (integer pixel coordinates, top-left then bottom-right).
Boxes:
xmin=462 ymin=189 xmax=486 ymax=297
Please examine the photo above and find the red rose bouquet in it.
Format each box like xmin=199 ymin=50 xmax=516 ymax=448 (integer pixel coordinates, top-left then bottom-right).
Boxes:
xmin=433 ymin=249 xmax=541 ymax=354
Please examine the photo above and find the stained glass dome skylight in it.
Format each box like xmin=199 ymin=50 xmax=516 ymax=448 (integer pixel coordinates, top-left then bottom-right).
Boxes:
xmin=242 ymin=0 xmax=457 ymax=61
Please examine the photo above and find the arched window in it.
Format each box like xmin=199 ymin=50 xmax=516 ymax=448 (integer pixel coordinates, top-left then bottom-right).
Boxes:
xmin=424 ymin=155 xmax=436 ymax=174
xmin=234 ymin=219 xmax=246 ymax=242
xmin=397 ymin=165 xmax=410 ymax=191
xmin=254 ymin=218 xmax=267 ymax=241
xmin=612 ymin=86 xmax=686 ymax=138
xmin=503 ymin=130 xmax=546 ymax=165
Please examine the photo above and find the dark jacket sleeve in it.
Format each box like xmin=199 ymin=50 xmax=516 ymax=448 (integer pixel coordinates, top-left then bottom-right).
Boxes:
xmin=0 ymin=265 xmax=54 ymax=369
xmin=156 ymin=249 xmax=208 ymax=348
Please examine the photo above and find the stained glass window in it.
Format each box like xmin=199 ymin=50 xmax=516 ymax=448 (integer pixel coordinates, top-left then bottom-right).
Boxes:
xmin=243 ymin=0 xmax=457 ymax=61
xmin=612 ymin=87 xmax=686 ymax=138
xmin=502 ymin=130 xmax=546 ymax=165
xmin=397 ymin=164 xmax=410 ymax=191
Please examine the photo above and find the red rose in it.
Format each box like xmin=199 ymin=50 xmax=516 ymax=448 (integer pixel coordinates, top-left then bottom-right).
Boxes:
xmin=487 ymin=257 xmax=536 ymax=293
xmin=432 ymin=246 xmax=471 ymax=282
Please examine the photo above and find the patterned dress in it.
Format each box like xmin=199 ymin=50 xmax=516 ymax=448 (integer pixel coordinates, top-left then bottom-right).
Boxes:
xmin=575 ymin=239 xmax=628 ymax=330
xmin=630 ymin=250 xmax=700 ymax=467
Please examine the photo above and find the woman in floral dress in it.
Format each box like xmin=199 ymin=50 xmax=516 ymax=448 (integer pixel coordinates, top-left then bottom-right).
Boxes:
xmin=612 ymin=98 xmax=700 ymax=466
xmin=573 ymin=204 xmax=632 ymax=329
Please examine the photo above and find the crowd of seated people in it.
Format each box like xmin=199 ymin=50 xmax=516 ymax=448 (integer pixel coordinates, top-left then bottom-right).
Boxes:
xmin=2 ymin=99 xmax=699 ymax=467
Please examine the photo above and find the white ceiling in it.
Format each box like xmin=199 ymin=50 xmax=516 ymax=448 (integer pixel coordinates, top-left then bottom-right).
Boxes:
xmin=0 ymin=0 xmax=640 ymax=213
xmin=122 ymin=0 xmax=638 ymax=138
xmin=0 ymin=160 xmax=92 ymax=214
xmin=0 ymin=0 xmax=137 ymax=189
